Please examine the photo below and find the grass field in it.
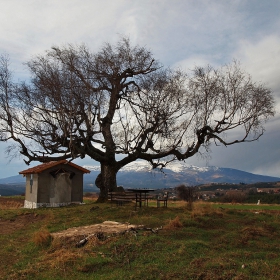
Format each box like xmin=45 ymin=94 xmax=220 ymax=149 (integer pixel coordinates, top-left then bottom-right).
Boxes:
xmin=1 ymin=197 xmax=280 ymax=279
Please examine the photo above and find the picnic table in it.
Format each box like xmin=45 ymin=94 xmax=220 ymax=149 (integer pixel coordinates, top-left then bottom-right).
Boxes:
xmin=126 ymin=188 xmax=155 ymax=208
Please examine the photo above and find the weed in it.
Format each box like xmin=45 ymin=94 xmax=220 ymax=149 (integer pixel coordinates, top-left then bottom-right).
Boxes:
xmin=77 ymin=255 xmax=111 ymax=273
xmin=0 ymin=199 xmax=23 ymax=209
xmin=33 ymin=228 xmax=52 ymax=247
xmin=164 ymin=215 xmax=183 ymax=229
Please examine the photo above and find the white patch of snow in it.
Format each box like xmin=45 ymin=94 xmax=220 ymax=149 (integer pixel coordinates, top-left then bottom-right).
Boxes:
xmin=83 ymin=165 xmax=100 ymax=171
xmin=83 ymin=161 xmax=220 ymax=173
xmin=121 ymin=161 xmax=151 ymax=172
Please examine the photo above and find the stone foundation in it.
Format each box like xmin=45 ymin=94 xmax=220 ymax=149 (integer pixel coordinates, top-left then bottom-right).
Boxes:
xmin=24 ymin=200 xmax=82 ymax=209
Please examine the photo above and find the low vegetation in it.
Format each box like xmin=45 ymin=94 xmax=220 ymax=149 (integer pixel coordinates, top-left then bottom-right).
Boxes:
xmin=197 ymin=182 xmax=280 ymax=205
xmin=1 ymin=197 xmax=280 ymax=279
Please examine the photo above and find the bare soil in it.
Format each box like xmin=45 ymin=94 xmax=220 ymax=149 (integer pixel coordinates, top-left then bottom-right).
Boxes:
xmin=0 ymin=212 xmax=44 ymax=234
xmin=52 ymin=221 xmax=141 ymax=239
xmin=0 ymin=197 xmax=33 ymax=234
xmin=50 ymin=221 xmax=144 ymax=249
xmin=0 ymin=196 xmax=24 ymax=209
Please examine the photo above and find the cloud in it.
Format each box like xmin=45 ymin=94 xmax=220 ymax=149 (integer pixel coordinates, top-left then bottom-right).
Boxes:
xmin=172 ymin=56 xmax=216 ymax=73
xmin=0 ymin=1 xmax=129 ymax=60
xmin=184 ymin=35 xmax=280 ymax=177
xmin=234 ymin=35 xmax=280 ymax=95
xmin=185 ymin=34 xmax=280 ymax=177
xmin=240 ymin=36 xmax=279 ymax=114
xmin=186 ymin=123 xmax=280 ymax=178
xmin=0 ymin=1 xmax=280 ymax=178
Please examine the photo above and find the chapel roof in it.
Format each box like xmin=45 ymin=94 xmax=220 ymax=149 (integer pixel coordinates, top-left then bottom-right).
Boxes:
xmin=19 ymin=160 xmax=91 ymax=175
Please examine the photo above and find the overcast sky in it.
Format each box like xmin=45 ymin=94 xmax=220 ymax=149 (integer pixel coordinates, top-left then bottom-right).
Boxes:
xmin=0 ymin=0 xmax=280 ymax=178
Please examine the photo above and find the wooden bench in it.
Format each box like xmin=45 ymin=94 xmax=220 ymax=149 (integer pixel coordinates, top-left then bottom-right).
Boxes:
xmin=108 ymin=190 xmax=153 ymax=208
xmin=157 ymin=192 xmax=168 ymax=207
xmin=108 ymin=191 xmax=136 ymax=206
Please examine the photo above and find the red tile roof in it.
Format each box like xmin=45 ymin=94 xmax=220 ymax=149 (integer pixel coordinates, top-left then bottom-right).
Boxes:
xmin=19 ymin=160 xmax=91 ymax=175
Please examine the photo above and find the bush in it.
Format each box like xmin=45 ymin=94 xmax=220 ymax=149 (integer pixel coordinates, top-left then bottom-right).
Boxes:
xmin=176 ymin=185 xmax=196 ymax=202
xmin=33 ymin=229 xmax=52 ymax=247
xmin=164 ymin=216 xmax=183 ymax=230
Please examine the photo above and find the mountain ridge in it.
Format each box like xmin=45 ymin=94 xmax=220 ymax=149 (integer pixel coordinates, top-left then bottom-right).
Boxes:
xmin=83 ymin=161 xmax=280 ymax=190
xmin=0 ymin=161 xmax=279 ymax=195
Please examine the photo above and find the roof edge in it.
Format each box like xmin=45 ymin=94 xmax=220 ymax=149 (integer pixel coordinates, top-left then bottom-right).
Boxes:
xmin=19 ymin=160 xmax=91 ymax=174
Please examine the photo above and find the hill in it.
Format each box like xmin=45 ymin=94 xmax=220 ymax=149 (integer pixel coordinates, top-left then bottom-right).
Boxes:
xmin=0 ymin=184 xmax=25 ymax=196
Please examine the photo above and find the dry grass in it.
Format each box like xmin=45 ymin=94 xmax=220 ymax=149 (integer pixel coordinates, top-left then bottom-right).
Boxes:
xmin=0 ymin=199 xmax=23 ymax=209
xmin=33 ymin=228 xmax=52 ymax=247
xmin=83 ymin=193 xmax=98 ymax=201
xmin=10 ymin=249 xmax=85 ymax=279
xmin=239 ymin=226 xmax=273 ymax=245
xmin=51 ymin=235 xmax=85 ymax=250
xmin=169 ymin=200 xmax=187 ymax=207
xmin=45 ymin=249 xmax=84 ymax=269
xmin=191 ymin=201 xmax=223 ymax=218
xmin=241 ymin=226 xmax=271 ymax=237
xmin=164 ymin=216 xmax=183 ymax=229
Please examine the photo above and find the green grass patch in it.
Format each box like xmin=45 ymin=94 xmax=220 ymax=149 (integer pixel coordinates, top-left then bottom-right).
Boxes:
xmin=1 ymin=200 xmax=280 ymax=279
xmin=212 ymin=202 xmax=280 ymax=211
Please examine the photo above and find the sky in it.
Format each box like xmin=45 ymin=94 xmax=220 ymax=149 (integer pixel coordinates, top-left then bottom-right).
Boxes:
xmin=0 ymin=0 xmax=280 ymax=178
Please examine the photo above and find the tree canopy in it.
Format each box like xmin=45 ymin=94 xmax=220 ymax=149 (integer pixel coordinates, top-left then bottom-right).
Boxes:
xmin=0 ymin=38 xmax=275 ymax=201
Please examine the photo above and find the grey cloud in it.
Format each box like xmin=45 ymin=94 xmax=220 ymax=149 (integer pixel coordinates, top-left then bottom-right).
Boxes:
xmin=0 ymin=0 xmax=279 ymax=178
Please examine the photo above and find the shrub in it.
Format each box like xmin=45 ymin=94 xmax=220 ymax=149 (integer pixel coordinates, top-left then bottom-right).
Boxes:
xmin=164 ymin=216 xmax=183 ymax=230
xmin=33 ymin=229 xmax=52 ymax=247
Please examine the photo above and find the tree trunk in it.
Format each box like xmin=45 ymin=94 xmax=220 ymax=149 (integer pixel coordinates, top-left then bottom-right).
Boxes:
xmin=95 ymin=164 xmax=118 ymax=203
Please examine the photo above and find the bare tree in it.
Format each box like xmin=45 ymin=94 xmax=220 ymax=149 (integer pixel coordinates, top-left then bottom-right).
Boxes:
xmin=176 ymin=184 xmax=196 ymax=202
xmin=0 ymin=38 xmax=275 ymax=202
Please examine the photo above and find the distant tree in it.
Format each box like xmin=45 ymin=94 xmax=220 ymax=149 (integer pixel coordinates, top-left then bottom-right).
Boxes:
xmin=222 ymin=190 xmax=247 ymax=203
xmin=0 ymin=38 xmax=275 ymax=202
xmin=176 ymin=184 xmax=196 ymax=202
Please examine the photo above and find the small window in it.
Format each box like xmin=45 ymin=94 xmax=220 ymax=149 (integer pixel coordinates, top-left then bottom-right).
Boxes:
xmin=30 ymin=174 xmax=33 ymax=193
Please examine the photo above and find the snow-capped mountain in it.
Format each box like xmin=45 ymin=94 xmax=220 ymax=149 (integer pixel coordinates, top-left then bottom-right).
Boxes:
xmin=84 ymin=160 xmax=219 ymax=173
xmin=0 ymin=161 xmax=279 ymax=195
xmin=83 ymin=161 xmax=280 ymax=190
xmin=84 ymin=160 xmax=152 ymax=172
